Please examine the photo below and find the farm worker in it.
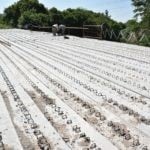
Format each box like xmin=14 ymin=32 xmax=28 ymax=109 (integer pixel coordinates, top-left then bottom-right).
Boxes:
xmin=52 ymin=24 xmax=59 ymax=36
xmin=58 ymin=24 xmax=66 ymax=35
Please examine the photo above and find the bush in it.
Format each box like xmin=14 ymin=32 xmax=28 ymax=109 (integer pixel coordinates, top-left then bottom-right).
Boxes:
xmin=18 ymin=11 xmax=49 ymax=28
xmin=0 ymin=14 xmax=11 ymax=28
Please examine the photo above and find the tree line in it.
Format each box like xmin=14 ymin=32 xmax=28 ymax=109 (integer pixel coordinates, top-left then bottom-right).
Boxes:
xmin=1 ymin=0 xmax=123 ymax=28
xmin=0 ymin=0 xmax=149 ymax=46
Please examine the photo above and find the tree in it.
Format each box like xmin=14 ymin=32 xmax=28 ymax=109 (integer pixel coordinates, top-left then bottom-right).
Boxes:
xmin=18 ymin=11 xmax=49 ymax=27
xmin=62 ymin=8 xmax=91 ymax=26
xmin=0 ymin=14 xmax=4 ymax=24
xmin=4 ymin=0 xmax=48 ymax=27
xmin=132 ymin=0 xmax=150 ymax=29
xmin=17 ymin=0 xmax=48 ymax=14
xmin=4 ymin=4 xmax=20 ymax=27
xmin=49 ymin=7 xmax=63 ymax=25
xmin=2 ymin=0 xmax=126 ymax=39
xmin=62 ymin=8 xmax=117 ymax=27
xmin=125 ymin=19 xmax=140 ymax=32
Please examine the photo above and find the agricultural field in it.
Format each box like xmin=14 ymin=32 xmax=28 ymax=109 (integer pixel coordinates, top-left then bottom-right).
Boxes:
xmin=0 ymin=29 xmax=150 ymax=150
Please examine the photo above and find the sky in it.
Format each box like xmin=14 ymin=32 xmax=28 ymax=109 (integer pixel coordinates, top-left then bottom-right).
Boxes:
xmin=0 ymin=0 xmax=134 ymax=23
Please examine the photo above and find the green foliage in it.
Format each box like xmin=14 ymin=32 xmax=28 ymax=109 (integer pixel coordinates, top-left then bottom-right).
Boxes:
xmin=18 ymin=11 xmax=49 ymax=27
xmin=0 ymin=23 xmax=11 ymax=29
xmin=111 ymin=22 xmax=126 ymax=34
xmin=1 ymin=0 xmax=149 ymax=46
xmin=3 ymin=0 xmax=48 ymax=27
xmin=125 ymin=19 xmax=140 ymax=32
xmin=49 ymin=7 xmax=63 ymax=25
xmin=132 ymin=0 xmax=150 ymax=29
xmin=3 ymin=0 xmax=123 ymax=33
xmin=0 ymin=14 xmax=4 ymax=24
xmin=62 ymin=8 xmax=91 ymax=26
xmin=4 ymin=4 xmax=20 ymax=27
xmin=122 ymin=0 xmax=150 ymax=46
xmin=2 ymin=0 xmax=123 ymax=31
xmin=0 ymin=14 xmax=11 ymax=28
xmin=61 ymin=8 xmax=118 ymax=27
xmin=17 ymin=0 xmax=48 ymax=14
